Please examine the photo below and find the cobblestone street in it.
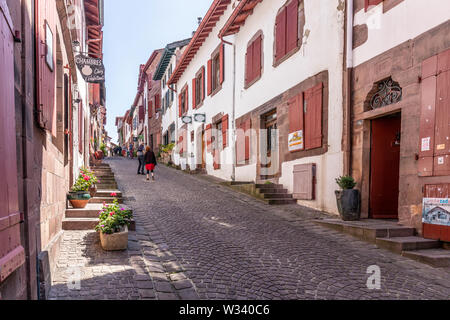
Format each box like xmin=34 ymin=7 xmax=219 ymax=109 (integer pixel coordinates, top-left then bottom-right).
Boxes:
xmin=49 ymin=158 xmax=450 ymax=300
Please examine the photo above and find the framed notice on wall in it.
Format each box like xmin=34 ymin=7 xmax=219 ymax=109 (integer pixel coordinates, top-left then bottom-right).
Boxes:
xmin=288 ymin=130 xmax=304 ymax=152
xmin=422 ymin=198 xmax=450 ymax=227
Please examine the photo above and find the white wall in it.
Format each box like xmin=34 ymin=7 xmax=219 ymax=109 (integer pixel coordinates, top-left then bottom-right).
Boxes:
xmin=175 ymin=4 xmax=235 ymax=180
xmin=229 ymin=0 xmax=345 ymax=213
xmin=353 ymin=0 xmax=450 ymax=67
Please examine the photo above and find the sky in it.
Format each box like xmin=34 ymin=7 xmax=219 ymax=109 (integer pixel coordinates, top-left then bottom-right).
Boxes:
xmin=103 ymin=0 xmax=212 ymax=144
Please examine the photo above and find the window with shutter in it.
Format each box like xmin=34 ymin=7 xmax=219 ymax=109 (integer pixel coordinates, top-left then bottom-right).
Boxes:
xmin=304 ymin=83 xmax=323 ymax=150
xmin=206 ymin=124 xmax=212 ymax=153
xmin=192 ymin=78 xmax=197 ymax=109
xmin=222 ymin=114 xmax=229 ymax=149
xmin=219 ymin=44 xmax=225 ymax=85
xmin=274 ymin=0 xmax=300 ymax=65
xmin=245 ymin=44 xmax=253 ymax=86
xmin=207 ymin=59 xmax=212 ymax=96
xmin=37 ymin=0 xmax=57 ymax=136
xmin=0 ymin=8 xmax=25 ymax=282
xmin=246 ymin=33 xmax=263 ymax=88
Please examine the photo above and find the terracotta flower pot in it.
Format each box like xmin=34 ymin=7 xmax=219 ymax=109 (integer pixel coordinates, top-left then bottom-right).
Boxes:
xmin=99 ymin=226 xmax=128 ymax=251
xmin=68 ymin=192 xmax=91 ymax=209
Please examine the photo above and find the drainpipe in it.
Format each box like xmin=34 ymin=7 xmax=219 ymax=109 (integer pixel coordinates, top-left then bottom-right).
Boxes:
xmin=221 ymin=37 xmax=236 ymax=182
xmin=344 ymin=0 xmax=353 ymax=176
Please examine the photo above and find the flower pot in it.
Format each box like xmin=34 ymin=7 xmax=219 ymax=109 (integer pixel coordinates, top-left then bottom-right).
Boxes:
xmin=335 ymin=189 xmax=361 ymax=221
xmin=99 ymin=226 xmax=128 ymax=251
xmin=89 ymin=184 xmax=97 ymax=197
xmin=68 ymin=192 xmax=91 ymax=209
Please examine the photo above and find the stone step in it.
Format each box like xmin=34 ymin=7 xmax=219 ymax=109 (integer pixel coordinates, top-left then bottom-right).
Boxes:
xmin=65 ymin=203 xmax=103 ymax=218
xmin=402 ymin=249 xmax=450 ymax=268
xmin=266 ymin=198 xmax=297 ymax=205
xmin=63 ymin=217 xmax=135 ymax=231
xmin=92 ymin=170 xmax=113 ymax=175
xmin=313 ymin=219 xmax=416 ymax=243
xmin=376 ymin=236 xmax=441 ymax=254
xmin=97 ymin=184 xmax=118 ymax=189
xmin=256 ymin=184 xmax=284 ymax=189
xmin=263 ymin=193 xmax=293 ymax=199
xmin=96 ymin=178 xmax=116 ymax=183
xmin=95 ymin=190 xmax=122 ymax=197
xmin=90 ymin=197 xmax=124 ymax=204
xmin=257 ymin=188 xmax=288 ymax=194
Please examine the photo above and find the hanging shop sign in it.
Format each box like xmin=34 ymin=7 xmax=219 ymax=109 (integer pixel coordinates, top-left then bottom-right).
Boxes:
xmin=422 ymin=198 xmax=450 ymax=227
xmin=193 ymin=113 xmax=206 ymax=123
xmin=182 ymin=116 xmax=193 ymax=124
xmin=288 ymin=130 xmax=304 ymax=152
xmin=75 ymin=54 xmax=105 ymax=83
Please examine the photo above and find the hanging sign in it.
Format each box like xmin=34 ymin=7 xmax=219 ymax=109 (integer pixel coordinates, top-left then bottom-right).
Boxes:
xmin=182 ymin=116 xmax=193 ymax=124
xmin=75 ymin=54 xmax=105 ymax=83
xmin=288 ymin=130 xmax=304 ymax=152
xmin=194 ymin=113 xmax=206 ymax=123
xmin=422 ymin=198 xmax=450 ymax=227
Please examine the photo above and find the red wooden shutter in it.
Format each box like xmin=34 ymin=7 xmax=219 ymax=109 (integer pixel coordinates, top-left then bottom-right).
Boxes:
xmin=201 ymin=67 xmax=206 ymax=100
xmin=0 ymin=6 xmax=25 ymax=282
xmin=236 ymin=122 xmax=245 ymax=163
xmin=185 ymin=86 xmax=189 ymax=112
xmin=245 ymin=118 xmax=251 ymax=161
xmin=286 ymin=0 xmax=299 ymax=53
xmin=139 ymin=105 xmax=144 ymax=121
xmin=149 ymin=100 xmax=153 ymax=118
xmin=288 ymin=93 xmax=304 ymax=150
xmin=206 ymin=124 xmax=212 ymax=153
xmin=79 ymin=102 xmax=83 ymax=153
xmin=37 ymin=0 xmax=57 ymax=136
xmin=222 ymin=114 xmax=229 ymax=149
xmin=192 ymin=78 xmax=196 ymax=109
xmin=207 ymin=59 xmax=212 ymax=95
xmin=253 ymin=35 xmax=262 ymax=80
xmin=275 ymin=7 xmax=287 ymax=62
xmin=155 ymin=94 xmax=160 ymax=109
xmin=365 ymin=0 xmax=383 ymax=11
xmin=178 ymin=94 xmax=182 ymax=118
xmin=245 ymin=43 xmax=253 ymax=86
xmin=220 ymin=44 xmax=225 ymax=84
xmin=418 ymin=55 xmax=438 ymax=176
xmin=304 ymin=83 xmax=323 ymax=150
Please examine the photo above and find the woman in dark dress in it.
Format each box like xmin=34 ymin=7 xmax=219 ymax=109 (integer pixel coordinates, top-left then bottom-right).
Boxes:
xmin=144 ymin=146 xmax=157 ymax=181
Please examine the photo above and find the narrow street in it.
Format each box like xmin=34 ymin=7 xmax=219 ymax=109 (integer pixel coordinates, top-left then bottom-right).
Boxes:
xmin=49 ymin=158 xmax=450 ymax=300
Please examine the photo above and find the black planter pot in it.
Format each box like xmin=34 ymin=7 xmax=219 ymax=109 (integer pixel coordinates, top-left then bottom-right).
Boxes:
xmin=335 ymin=189 xmax=361 ymax=221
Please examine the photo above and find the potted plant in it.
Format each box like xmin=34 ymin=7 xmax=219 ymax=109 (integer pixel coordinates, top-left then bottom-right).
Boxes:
xmin=68 ymin=172 xmax=92 ymax=208
xmin=335 ymin=176 xmax=361 ymax=221
xmin=81 ymin=167 xmax=98 ymax=197
xmin=95 ymin=194 xmax=133 ymax=251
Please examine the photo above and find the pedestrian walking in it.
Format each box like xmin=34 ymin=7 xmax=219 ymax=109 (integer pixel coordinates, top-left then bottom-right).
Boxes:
xmin=144 ymin=146 xmax=157 ymax=181
xmin=137 ymin=144 xmax=145 ymax=175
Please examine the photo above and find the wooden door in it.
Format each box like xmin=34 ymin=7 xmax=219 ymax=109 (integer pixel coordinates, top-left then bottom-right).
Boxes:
xmin=369 ymin=114 xmax=401 ymax=218
xmin=202 ymin=130 xmax=206 ymax=169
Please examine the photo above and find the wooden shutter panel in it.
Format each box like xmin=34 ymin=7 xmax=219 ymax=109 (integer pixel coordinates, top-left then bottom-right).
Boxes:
xmin=304 ymin=83 xmax=323 ymax=150
xmin=192 ymin=78 xmax=196 ymax=109
xmin=418 ymin=55 xmax=437 ymax=176
xmin=245 ymin=118 xmax=251 ymax=161
xmin=236 ymin=122 xmax=245 ymax=163
xmin=213 ymin=149 xmax=220 ymax=170
xmin=206 ymin=124 xmax=212 ymax=153
xmin=207 ymin=59 xmax=212 ymax=95
xmin=220 ymin=44 xmax=225 ymax=84
xmin=0 ymin=7 xmax=25 ymax=281
xmin=178 ymin=94 xmax=182 ymax=118
xmin=253 ymin=35 xmax=262 ymax=81
xmin=222 ymin=114 xmax=229 ymax=149
xmin=286 ymin=0 xmax=298 ymax=53
xmin=288 ymin=94 xmax=304 ymax=151
xmin=139 ymin=105 xmax=144 ymax=121
xmin=37 ymin=0 xmax=57 ymax=136
xmin=245 ymin=44 xmax=253 ymax=86
xmin=201 ymin=67 xmax=206 ymax=100
xmin=293 ymin=163 xmax=316 ymax=200
xmin=275 ymin=7 xmax=287 ymax=62
xmin=79 ymin=102 xmax=83 ymax=153
xmin=185 ymin=86 xmax=189 ymax=113
xmin=155 ymin=94 xmax=161 ymax=109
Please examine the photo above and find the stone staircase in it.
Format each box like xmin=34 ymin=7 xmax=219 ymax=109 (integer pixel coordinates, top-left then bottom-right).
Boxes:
xmin=315 ymin=219 xmax=450 ymax=268
xmin=62 ymin=163 xmax=134 ymax=231
xmin=228 ymin=182 xmax=297 ymax=205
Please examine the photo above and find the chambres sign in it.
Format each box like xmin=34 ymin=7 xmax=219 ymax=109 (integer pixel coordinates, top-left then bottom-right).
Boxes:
xmin=75 ymin=54 xmax=105 ymax=83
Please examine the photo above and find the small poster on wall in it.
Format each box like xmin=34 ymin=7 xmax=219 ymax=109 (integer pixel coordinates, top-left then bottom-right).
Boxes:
xmin=288 ymin=130 xmax=304 ymax=152
xmin=422 ymin=198 xmax=450 ymax=227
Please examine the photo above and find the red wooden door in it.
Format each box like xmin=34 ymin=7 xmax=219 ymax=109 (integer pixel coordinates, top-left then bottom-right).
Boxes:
xmin=370 ymin=114 xmax=401 ymax=219
xmin=0 ymin=1 xmax=25 ymax=283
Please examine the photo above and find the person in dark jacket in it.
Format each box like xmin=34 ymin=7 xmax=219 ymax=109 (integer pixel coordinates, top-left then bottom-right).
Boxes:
xmin=144 ymin=146 xmax=157 ymax=181
xmin=137 ymin=144 xmax=145 ymax=175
